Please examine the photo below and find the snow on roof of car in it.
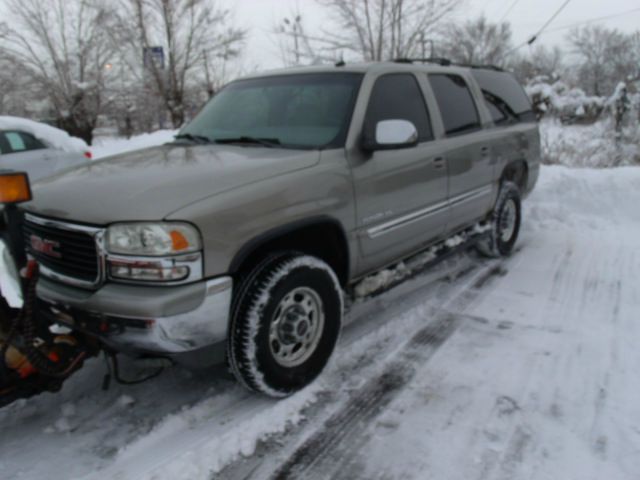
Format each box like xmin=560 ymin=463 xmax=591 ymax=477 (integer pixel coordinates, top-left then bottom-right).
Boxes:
xmin=0 ymin=116 xmax=88 ymax=153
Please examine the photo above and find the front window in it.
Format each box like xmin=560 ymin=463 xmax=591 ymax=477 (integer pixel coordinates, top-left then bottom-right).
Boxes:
xmin=180 ymin=73 xmax=363 ymax=150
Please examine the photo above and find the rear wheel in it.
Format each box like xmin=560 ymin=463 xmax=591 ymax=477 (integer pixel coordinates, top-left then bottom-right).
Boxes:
xmin=228 ymin=253 xmax=343 ymax=397
xmin=477 ymin=181 xmax=521 ymax=258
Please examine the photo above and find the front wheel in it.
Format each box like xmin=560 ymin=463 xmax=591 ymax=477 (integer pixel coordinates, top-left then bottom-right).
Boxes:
xmin=228 ymin=253 xmax=343 ymax=397
xmin=477 ymin=181 xmax=522 ymax=258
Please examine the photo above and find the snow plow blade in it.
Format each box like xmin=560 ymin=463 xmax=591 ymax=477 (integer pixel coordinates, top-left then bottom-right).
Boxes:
xmin=0 ymin=171 xmax=94 ymax=408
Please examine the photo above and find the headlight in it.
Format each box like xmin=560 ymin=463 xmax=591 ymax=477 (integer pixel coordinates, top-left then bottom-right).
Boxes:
xmin=106 ymin=222 xmax=201 ymax=256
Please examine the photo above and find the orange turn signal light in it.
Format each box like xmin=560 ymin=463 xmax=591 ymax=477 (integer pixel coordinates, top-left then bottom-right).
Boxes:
xmin=0 ymin=172 xmax=32 ymax=204
xmin=170 ymin=230 xmax=190 ymax=251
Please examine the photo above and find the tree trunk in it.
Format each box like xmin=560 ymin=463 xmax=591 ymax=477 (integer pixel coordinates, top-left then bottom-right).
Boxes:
xmin=169 ymin=108 xmax=184 ymax=129
xmin=57 ymin=118 xmax=94 ymax=146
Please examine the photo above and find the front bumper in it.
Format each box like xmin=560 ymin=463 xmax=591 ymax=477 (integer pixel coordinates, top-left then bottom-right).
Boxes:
xmin=36 ymin=276 xmax=233 ymax=358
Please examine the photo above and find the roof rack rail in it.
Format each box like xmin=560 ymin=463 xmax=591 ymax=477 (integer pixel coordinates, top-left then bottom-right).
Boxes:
xmin=393 ymin=57 xmax=452 ymax=66
xmin=461 ymin=63 xmax=505 ymax=72
xmin=392 ymin=57 xmax=505 ymax=72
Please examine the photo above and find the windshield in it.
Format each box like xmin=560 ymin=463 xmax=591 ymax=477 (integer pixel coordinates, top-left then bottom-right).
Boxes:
xmin=179 ymin=73 xmax=363 ymax=149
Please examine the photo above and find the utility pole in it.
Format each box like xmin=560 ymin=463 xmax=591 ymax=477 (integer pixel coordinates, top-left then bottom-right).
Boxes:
xmin=420 ymin=33 xmax=435 ymax=58
xmin=284 ymin=15 xmax=302 ymax=64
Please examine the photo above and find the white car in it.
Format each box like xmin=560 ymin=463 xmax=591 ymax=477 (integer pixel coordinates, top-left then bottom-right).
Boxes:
xmin=0 ymin=116 xmax=91 ymax=181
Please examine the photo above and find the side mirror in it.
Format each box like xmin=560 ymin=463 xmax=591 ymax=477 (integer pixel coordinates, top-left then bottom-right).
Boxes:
xmin=0 ymin=172 xmax=32 ymax=204
xmin=362 ymin=119 xmax=418 ymax=152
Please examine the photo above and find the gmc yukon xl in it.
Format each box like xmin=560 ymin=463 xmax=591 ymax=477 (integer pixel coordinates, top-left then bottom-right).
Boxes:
xmin=22 ymin=61 xmax=539 ymax=397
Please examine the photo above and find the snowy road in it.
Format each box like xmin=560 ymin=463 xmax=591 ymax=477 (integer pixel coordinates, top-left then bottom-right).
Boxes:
xmin=1 ymin=165 xmax=639 ymax=479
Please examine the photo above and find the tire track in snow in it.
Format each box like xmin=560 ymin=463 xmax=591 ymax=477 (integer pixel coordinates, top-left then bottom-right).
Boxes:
xmin=267 ymin=264 xmax=506 ymax=480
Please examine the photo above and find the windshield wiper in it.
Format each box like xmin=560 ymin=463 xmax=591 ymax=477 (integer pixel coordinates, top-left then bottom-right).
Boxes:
xmin=174 ymin=133 xmax=212 ymax=144
xmin=214 ymin=136 xmax=282 ymax=148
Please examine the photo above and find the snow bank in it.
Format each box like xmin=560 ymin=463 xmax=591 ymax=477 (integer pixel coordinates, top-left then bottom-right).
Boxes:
xmin=92 ymin=130 xmax=177 ymax=159
xmin=0 ymin=116 xmax=88 ymax=153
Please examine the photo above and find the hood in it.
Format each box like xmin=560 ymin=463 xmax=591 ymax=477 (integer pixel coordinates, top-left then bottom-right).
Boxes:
xmin=24 ymin=144 xmax=320 ymax=224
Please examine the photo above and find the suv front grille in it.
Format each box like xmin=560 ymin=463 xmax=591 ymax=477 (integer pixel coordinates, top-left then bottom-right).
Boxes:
xmin=23 ymin=215 xmax=101 ymax=287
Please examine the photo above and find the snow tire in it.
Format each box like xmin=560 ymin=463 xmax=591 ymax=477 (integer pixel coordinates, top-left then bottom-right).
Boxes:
xmin=477 ymin=181 xmax=521 ymax=258
xmin=228 ymin=253 xmax=343 ymax=397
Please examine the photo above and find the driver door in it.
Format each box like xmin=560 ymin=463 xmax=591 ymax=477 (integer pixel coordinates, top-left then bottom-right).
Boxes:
xmin=350 ymin=73 xmax=450 ymax=275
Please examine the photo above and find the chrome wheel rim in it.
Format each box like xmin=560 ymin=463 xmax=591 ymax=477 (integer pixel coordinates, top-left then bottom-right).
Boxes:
xmin=499 ymin=199 xmax=517 ymax=243
xmin=269 ymin=287 xmax=325 ymax=368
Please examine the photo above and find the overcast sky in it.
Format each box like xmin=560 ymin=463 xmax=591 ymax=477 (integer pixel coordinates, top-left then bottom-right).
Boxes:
xmin=227 ymin=0 xmax=640 ymax=69
xmin=1 ymin=0 xmax=638 ymax=71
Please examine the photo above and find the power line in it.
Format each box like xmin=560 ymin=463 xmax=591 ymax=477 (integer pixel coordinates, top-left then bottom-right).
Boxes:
xmin=503 ymin=0 xmax=572 ymax=58
xmin=528 ymin=0 xmax=572 ymax=44
xmin=499 ymin=0 xmax=522 ymax=23
xmin=545 ymin=7 xmax=640 ymax=33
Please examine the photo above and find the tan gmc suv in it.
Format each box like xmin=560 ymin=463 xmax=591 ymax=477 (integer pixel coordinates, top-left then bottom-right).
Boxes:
xmin=23 ymin=61 xmax=540 ymax=397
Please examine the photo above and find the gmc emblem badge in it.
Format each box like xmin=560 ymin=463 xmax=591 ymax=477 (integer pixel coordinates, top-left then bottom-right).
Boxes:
xmin=30 ymin=234 xmax=62 ymax=258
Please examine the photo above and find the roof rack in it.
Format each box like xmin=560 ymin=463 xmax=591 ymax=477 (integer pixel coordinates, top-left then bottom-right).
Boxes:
xmin=462 ymin=63 xmax=505 ymax=72
xmin=392 ymin=57 xmax=505 ymax=72
xmin=393 ymin=57 xmax=452 ymax=66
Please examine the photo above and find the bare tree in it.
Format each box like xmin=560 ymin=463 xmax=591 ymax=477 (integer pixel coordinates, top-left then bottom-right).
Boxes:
xmin=116 ymin=0 xmax=246 ymax=128
xmin=276 ymin=0 xmax=462 ymax=63
xmin=1 ymin=0 xmax=117 ymax=144
xmin=440 ymin=15 xmax=513 ymax=67
xmin=511 ymin=45 xmax=565 ymax=84
xmin=567 ymin=26 xmax=635 ymax=97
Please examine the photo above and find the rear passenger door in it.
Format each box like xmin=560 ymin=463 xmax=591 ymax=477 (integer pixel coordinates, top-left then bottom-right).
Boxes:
xmin=427 ymin=74 xmax=494 ymax=232
xmin=351 ymin=73 xmax=449 ymax=274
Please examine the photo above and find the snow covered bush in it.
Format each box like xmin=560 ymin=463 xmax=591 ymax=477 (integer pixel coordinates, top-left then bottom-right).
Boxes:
xmin=526 ymin=77 xmax=605 ymax=124
xmin=528 ymin=76 xmax=640 ymax=167
xmin=540 ymin=118 xmax=640 ymax=168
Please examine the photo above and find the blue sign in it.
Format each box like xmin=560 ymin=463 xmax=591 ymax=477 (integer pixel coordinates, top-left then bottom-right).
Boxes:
xmin=143 ymin=47 xmax=165 ymax=69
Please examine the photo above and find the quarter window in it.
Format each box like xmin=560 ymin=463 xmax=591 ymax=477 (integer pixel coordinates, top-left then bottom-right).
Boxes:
xmin=364 ymin=74 xmax=433 ymax=142
xmin=471 ymin=70 xmax=536 ymax=124
xmin=428 ymin=74 xmax=481 ymax=136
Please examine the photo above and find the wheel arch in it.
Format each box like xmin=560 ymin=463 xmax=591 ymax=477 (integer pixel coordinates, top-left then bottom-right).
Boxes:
xmin=228 ymin=216 xmax=351 ymax=287
xmin=499 ymin=160 xmax=529 ymax=192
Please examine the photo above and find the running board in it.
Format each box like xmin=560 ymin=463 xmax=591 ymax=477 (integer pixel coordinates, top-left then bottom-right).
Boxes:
xmin=351 ymin=224 xmax=491 ymax=299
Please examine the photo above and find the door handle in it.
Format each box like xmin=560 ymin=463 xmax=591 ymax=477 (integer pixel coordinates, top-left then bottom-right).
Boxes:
xmin=433 ymin=157 xmax=446 ymax=169
xmin=480 ymin=146 xmax=490 ymax=157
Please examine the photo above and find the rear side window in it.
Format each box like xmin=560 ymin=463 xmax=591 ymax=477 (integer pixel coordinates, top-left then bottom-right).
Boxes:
xmin=1 ymin=131 xmax=46 ymax=153
xmin=471 ymin=70 xmax=536 ymax=124
xmin=365 ymin=74 xmax=433 ymax=142
xmin=428 ymin=74 xmax=481 ymax=136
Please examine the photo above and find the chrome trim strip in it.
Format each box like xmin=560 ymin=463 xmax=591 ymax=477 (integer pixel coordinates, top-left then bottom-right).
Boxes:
xmin=24 ymin=213 xmax=103 ymax=234
xmin=365 ymin=185 xmax=493 ymax=239
xmin=367 ymin=199 xmax=448 ymax=239
xmin=448 ymin=186 xmax=493 ymax=207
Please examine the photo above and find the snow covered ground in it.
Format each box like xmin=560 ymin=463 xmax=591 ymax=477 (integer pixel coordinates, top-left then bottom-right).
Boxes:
xmin=1 ymin=161 xmax=639 ymax=479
